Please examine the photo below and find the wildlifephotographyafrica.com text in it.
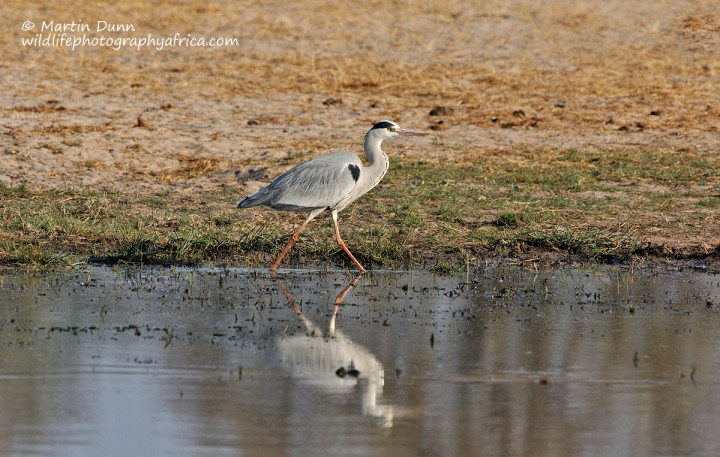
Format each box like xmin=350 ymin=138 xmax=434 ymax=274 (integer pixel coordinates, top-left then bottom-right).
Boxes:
xmin=20 ymin=19 xmax=239 ymax=51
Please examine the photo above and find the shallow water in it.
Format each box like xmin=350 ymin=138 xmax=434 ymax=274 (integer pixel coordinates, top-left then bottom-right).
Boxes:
xmin=1 ymin=265 xmax=719 ymax=456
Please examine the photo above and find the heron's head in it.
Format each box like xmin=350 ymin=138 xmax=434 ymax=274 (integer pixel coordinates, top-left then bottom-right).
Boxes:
xmin=366 ymin=120 xmax=429 ymax=141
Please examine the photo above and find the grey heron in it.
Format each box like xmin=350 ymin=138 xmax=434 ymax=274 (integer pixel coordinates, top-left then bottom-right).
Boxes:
xmin=237 ymin=120 xmax=428 ymax=272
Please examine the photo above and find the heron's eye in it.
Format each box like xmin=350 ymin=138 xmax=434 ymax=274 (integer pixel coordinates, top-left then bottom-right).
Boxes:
xmin=387 ymin=127 xmax=396 ymax=132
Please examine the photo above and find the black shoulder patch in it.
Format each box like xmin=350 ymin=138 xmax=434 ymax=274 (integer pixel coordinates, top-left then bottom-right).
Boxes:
xmin=348 ymin=163 xmax=361 ymax=182
xmin=371 ymin=121 xmax=397 ymax=130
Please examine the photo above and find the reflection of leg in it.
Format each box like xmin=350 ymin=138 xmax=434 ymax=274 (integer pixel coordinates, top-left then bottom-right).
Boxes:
xmin=271 ymin=209 xmax=323 ymax=271
xmin=276 ymin=277 xmax=319 ymax=335
xmin=334 ymin=273 xmax=364 ymax=306
xmin=277 ymin=280 xmax=297 ymax=312
xmin=331 ymin=210 xmax=366 ymax=272
xmin=330 ymin=273 xmax=364 ymax=336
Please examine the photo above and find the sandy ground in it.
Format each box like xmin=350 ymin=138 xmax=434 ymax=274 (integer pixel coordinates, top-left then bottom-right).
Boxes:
xmin=1 ymin=0 xmax=719 ymax=256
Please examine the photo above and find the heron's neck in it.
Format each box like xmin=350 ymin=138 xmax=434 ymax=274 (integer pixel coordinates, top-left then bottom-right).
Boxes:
xmin=363 ymin=134 xmax=388 ymax=168
xmin=361 ymin=133 xmax=390 ymax=192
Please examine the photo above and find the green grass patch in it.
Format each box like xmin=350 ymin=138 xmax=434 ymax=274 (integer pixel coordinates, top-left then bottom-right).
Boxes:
xmin=0 ymin=145 xmax=718 ymax=270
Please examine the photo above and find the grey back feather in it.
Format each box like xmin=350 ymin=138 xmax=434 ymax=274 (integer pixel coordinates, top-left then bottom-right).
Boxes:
xmin=238 ymin=152 xmax=362 ymax=212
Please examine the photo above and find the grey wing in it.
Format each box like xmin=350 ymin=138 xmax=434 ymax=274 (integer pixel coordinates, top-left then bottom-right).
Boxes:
xmin=239 ymin=152 xmax=362 ymax=211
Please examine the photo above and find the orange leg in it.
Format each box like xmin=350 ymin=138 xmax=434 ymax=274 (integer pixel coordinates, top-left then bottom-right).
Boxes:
xmin=271 ymin=210 xmax=322 ymax=271
xmin=332 ymin=210 xmax=366 ymax=273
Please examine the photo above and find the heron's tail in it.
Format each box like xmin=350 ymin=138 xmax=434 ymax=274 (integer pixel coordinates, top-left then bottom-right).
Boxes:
xmin=237 ymin=188 xmax=272 ymax=209
xmin=237 ymin=196 xmax=260 ymax=209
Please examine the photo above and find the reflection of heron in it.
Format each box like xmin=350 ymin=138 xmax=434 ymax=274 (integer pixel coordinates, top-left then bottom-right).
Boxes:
xmin=275 ymin=274 xmax=393 ymax=427
xmin=238 ymin=121 xmax=428 ymax=272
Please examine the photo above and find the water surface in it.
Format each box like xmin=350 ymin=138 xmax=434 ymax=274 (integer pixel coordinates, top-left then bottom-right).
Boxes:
xmin=1 ymin=265 xmax=719 ymax=456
